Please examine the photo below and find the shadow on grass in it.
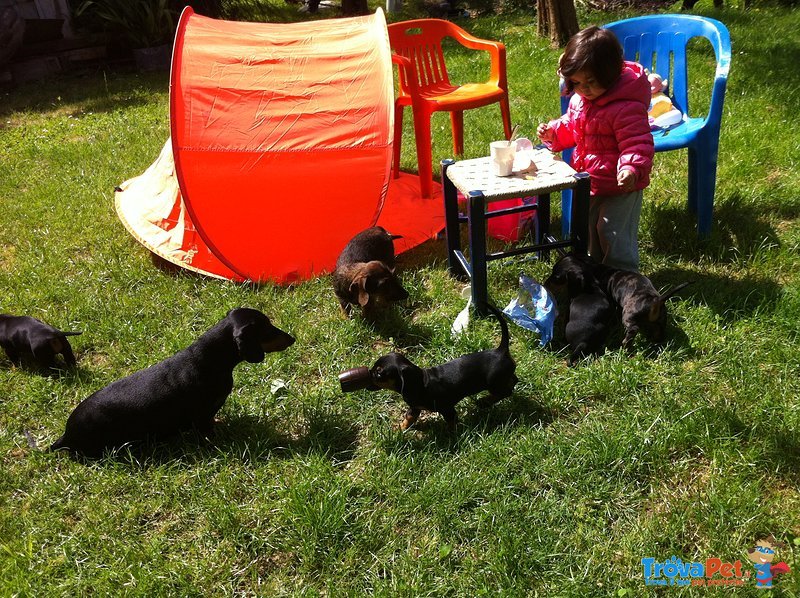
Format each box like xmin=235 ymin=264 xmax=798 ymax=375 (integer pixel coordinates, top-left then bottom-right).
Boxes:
xmin=701 ymin=407 xmax=800 ymax=484
xmin=374 ymin=392 xmax=557 ymax=456
xmin=0 ymin=356 xmax=76 ymax=378
xmin=0 ymin=69 xmax=168 ymax=120
xmin=55 ymin=408 xmax=361 ymax=468
xmin=365 ymin=308 xmax=435 ymax=347
xmin=713 ymin=9 xmax=800 ymax=112
xmin=647 ymin=191 xmax=800 ymax=263
xmin=463 ymin=392 xmax=556 ymax=432
xmin=765 ymin=428 xmax=800 ymax=483
xmin=648 ymin=265 xmax=782 ymax=320
xmin=395 ymin=237 xmax=449 ymax=271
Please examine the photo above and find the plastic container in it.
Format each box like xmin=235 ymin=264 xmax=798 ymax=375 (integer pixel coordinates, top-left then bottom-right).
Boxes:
xmin=338 ymin=367 xmax=374 ymax=392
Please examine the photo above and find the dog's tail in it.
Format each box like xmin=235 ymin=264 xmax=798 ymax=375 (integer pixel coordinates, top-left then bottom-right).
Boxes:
xmin=658 ymin=281 xmax=692 ymax=303
xmin=60 ymin=331 xmax=82 ymax=337
xmin=648 ymin=281 xmax=692 ymax=322
xmin=486 ymin=304 xmax=511 ymax=352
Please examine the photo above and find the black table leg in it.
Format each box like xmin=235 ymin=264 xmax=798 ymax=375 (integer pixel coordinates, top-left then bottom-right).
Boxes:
xmin=537 ymin=192 xmax=551 ymax=260
xmin=467 ymin=190 xmax=489 ymax=317
xmin=570 ymin=172 xmax=590 ymax=255
xmin=441 ymin=159 xmax=466 ymax=278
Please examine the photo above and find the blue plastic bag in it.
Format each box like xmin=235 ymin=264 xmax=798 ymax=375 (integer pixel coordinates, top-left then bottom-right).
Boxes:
xmin=503 ymin=274 xmax=557 ymax=346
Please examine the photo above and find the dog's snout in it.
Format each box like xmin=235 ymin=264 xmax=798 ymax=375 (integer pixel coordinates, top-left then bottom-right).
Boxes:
xmin=262 ymin=329 xmax=295 ymax=352
xmin=393 ymin=284 xmax=409 ymax=301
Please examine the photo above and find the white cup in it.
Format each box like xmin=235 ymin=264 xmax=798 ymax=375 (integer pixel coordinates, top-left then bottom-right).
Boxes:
xmin=490 ymin=140 xmax=517 ymax=176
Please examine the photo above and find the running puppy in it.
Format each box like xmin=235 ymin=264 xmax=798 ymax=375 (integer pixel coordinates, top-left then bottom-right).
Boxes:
xmin=332 ymin=226 xmax=408 ymax=317
xmin=0 ymin=314 xmax=80 ymax=370
xmin=369 ymin=305 xmax=517 ymax=430
xmin=50 ymin=308 xmax=294 ymax=458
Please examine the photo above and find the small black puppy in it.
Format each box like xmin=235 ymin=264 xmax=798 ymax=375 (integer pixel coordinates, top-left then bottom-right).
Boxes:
xmin=543 ymin=254 xmax=615 ymax=364
xmin=0 ymin=314 xmax=81 ymax=370
xmin=564 ymin=286 xmax=614 ymax=366
xmin=332 ymin=226 xmax=408 ymax=317
xmin=597 ymin=268 xmax=690 ymax=349
xmin=50 ymin=308 xmax=294 ymax=457
xmin=369 ymin=305 xmax=517 ymax=430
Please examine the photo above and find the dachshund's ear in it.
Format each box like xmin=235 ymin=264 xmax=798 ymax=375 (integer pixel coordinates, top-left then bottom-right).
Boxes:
xmin=648 ymin=302 xmax=663 ymax=322
xmin=397 ymin=363 xmax=423 ymax=395
xmin=350 ymin=278 xmax=370 ymax=307
xmin=234 ymin=322 xmax=266 ymax=363
xmin=566 ymin=270 xmax=586 ymax=296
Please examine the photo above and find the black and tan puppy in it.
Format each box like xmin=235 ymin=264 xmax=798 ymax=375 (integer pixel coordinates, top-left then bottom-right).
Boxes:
xmin=597 ymin=268 xmax=690 ymax=349
xmin=369 ymin=305 xmax=517 ymax=430
xmin=0 ymin=314 xmax=81 ymax=370
xmin=332 ymin=226 xmax=408 ymax=317
xmin=50 ymin=308 xmax=294 ymax=458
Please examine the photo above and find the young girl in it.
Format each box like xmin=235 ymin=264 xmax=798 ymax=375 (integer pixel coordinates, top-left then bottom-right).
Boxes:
xmin=537 ymin=26 xmax=654 ymax=272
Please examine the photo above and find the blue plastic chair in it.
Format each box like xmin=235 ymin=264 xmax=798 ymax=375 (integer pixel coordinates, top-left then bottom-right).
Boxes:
xmin=560 ymin=15 xmax=731 ymax=236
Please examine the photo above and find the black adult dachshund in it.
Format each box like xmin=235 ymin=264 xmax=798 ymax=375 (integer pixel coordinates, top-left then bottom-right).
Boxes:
xmin=369 ymin=305 xmax=517 ymax=430
xmin=50 ymin=308 xmax=294 ymax=457
xmin=0 ymin=314 xmax=80 ymax=370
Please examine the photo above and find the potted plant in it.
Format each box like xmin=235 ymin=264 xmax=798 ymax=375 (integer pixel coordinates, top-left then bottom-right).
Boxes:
xmin=74 ymin=0 xmax=176 ymax=71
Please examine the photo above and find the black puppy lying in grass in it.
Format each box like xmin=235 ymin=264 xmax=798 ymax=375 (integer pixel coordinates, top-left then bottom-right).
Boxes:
xmin=50 ymin=308 xmax=294 ymax=458
xmin=0 ymin=314 xmax=81 ymax=371
xmin=544 ymin=260 xmax=615 ymax=365
xmin=368 ymin=304 xmax=517 ymax=430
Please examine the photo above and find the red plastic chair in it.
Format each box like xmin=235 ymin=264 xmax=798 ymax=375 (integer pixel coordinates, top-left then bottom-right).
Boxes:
xmin=388 ymin=19 xmax=512 ymax=198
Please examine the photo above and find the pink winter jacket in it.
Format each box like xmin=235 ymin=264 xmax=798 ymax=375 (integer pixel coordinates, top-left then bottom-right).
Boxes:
xmin=544 ymin=61 xmax=654 ymax=196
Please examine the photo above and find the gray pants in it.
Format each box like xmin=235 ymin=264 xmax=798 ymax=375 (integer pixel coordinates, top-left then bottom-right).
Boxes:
xmin=588 ymin=190 xmax=642 ymax=272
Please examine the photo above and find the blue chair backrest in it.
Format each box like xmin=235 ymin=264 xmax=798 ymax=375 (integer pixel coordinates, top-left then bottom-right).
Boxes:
xmin=603 ymin=15 xmax=731 ymax=123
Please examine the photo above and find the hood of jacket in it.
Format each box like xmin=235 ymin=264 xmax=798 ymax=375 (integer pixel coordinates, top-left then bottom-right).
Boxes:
xmin=592 ymin=60 xmax=651 ymax=110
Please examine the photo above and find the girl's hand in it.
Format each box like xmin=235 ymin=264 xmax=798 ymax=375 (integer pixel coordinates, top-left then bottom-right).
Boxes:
xmin=537 ymin=123 xmax=554 ymax=143
xmin=617 ymin=169 xmax=637 ymax=192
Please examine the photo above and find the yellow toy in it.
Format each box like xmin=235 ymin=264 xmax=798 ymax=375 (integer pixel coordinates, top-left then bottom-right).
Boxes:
xmin=648 ymin=72 xmax=683 ymax=129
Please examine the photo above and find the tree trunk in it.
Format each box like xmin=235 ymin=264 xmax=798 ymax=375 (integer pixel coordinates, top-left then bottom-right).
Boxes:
xmin=341 ymin=0 xmax=370 ymax=15
xmin=537 ymin=0 xmax=579 ymax=47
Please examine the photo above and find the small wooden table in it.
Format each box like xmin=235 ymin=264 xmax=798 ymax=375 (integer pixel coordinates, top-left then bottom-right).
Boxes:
xmin=441 ymin=147 xmax=590 ymax=316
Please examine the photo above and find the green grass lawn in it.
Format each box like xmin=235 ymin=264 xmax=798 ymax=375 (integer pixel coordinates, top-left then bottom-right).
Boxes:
xmin=2 ymin=3 xmax=800 ymax=595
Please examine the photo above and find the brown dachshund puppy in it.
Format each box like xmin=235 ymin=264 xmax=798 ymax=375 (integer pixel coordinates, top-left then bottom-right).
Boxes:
xmin=368 ymin=305 xmax=517 ymax=430
xmin=546 ymin=253 xmax=690 ymax=350
xmin=50 ymin=308 xmax=294 ymax=458
xmin=0 ymin=314 xmax=80 ymax=370
xmin=332 ymin=226 xmax=408 ymax=317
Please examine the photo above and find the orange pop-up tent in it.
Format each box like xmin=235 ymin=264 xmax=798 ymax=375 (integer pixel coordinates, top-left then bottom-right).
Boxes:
xmin=115 ymin=8 xmax=444 ymax=284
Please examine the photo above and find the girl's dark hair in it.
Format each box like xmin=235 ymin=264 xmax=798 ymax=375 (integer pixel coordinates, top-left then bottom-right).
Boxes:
xmin=559 ymin=26 xmax=624 ymax=93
